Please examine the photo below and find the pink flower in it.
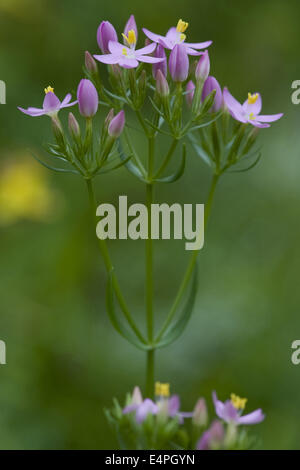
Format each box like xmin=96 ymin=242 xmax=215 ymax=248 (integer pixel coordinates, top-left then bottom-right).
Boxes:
xmin=94 ymin=41 xmax=163 ymax=69
xmin=223 ymin=88 xmax=283 ymax=128
xmin=18 ymin=87 xmax=77 ymax=118
xmin=212 ymin=391 xmax=265 ymax=425
xmin=143 ymin=19 xmax=212 ymax=56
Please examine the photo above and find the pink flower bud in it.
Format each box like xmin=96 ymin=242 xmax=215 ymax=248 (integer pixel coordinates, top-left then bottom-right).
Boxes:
xmin=192 ymin=398 xmax=208 ymax=427
xmin=68 ymin=112 xmax=80 ymax=138
xmin=195 ymin=50 xmax=210 ymax=82
xmin=123 ymin=15 xmax=138 ymax=43
xmin=97 ymin=21 xmax=118 ymax=54
xmin=186 ymin=80 xmax=195 ymax=107
xmin=156 ymin=69 xmax=169 ymax=97
xmin=169 ymin=44 xmax=189 ymax=82
xmin=77 ymin=79 xmax=99 ymax=118
xmin=85 ymin=51 xmax=98 ymax=75
xmin=108 ymin=110 xmax=125 ymax=138
xmin=202 ymin=76 xmax=223 ymax=112
xmin=152 ymin=44 xmax=167 ymax=79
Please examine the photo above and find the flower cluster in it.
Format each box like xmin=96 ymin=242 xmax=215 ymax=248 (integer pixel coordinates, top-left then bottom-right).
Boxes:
xmin=105 ymin=383 xmax=264 ymax=450
xmin=17 ymin=14 xmax=283 ymax=451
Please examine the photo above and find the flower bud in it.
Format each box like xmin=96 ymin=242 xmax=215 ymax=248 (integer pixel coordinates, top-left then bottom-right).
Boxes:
xmin=156 ymin=69 xmax=169 ymax=97
xmin=169 ymin=44 xmax=189 ymax=82
xmin=202 ymin=76 xmax=223 ymax=112
xmin=131 ymin=386 xmax=143 ymax=406
xmin=197 ymin=420 xmax=224 ymax=450
xmin=152 ymin=44 xmax=167 ymax=79
xmin=104 ymin=108 xmax=114 ymax=129
xmin=97 ymin=21 xmax=118 ymax=54
xmin=186 ymin=80 xmax=195 ymax=107
xmin=195 ymin=50 xmax=210 ymax=82
xmin=85 ymin=51 xmax=98 ymax=76
xmin=77 ymin=79 xmax=99 ymax=118
xmin=51 ymin=116 xmax=64 ymax=146
xmin=192 ymin=398 xmax=208 ymax=427
xmin=108 ymin=110 xmax=125 ymax=138
xmin=68 ymin=112 xmax=80 ymax=138
xmin=123 ymin=15 xmax=138 ymax=43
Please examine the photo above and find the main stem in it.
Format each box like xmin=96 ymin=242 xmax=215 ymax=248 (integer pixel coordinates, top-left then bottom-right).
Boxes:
xmin=86 ymin=179 xmax=146 ymax=344
xmin=146 ymin=137 xmax=155 ymax=398
xmin=156 ymin=172 xmax=220 ymax=342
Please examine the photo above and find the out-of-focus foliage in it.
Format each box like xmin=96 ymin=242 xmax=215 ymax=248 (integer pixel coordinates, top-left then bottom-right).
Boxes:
xmin=0 ymin=0 xmax=299 ymax=449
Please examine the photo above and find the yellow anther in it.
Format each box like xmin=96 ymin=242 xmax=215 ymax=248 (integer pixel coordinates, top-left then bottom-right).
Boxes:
xmin=122 ymin=48 xmax=128 ymax=56
xmin=44 ymin=86 xmax=54 ymax=94
xmin=176 ymin=19 xmax=189 ymax=33
xmin=231 ymin=393 xmax=248 ymax=411
xmin=155 ymin=382 xmax=170 ymax=397
xmin=122 ymin=29 xmax=137 ymax=47
xmin=249 ymin=112 xmax=256 ymax=120
xmin=248 ymin=92 xmax=259 ymax=105
xmin=180 ymin=33 xmax=186 ymax=42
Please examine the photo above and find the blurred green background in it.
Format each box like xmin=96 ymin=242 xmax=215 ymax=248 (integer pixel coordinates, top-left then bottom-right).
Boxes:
xmin=0 ymin=0 xmax=299 ymax=449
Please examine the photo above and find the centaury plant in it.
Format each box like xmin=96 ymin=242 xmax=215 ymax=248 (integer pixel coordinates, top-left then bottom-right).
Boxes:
xmin=18 ymin=14 xmax=283 ymax=450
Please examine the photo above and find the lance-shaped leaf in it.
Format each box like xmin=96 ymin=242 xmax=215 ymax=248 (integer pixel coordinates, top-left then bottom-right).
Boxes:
xmin=155 ymin=264 xmax=198 ymax=349
xmin=228 ymin=151 xmax=262 ymax=173
xmin=119 ymin=149 xmax=148 ymax=182
xmin=189 ymin=134 xmax=213 ymax=168
xmin=153 ymin=143 xmax=186 ymax=184
xmin=30 ymin=151 xmax=80 ymax=175
xmin=94 ymin=154 xmax=133 ymax=176
xmin=106 ymin=272 xmax=151 ymax=351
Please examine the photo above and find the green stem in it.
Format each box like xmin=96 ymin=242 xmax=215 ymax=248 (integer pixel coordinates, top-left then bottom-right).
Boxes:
xmin=146 ymin=137 xmax=155 ymax=397
xmin=86 ymin=179 xmax=146 ymax=344
xmin=136 ymin=109 xmax=150 ymax=137
xmin=155 ymin=139 xmax=178 ymax=178
xmin=155 ymin=172 xmax=220 ymax=342
xmin=146 ymin=349 xmax=155 ymax=399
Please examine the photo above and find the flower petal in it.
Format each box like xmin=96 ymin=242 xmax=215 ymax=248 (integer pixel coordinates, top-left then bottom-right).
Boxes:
xmin=123 ymin=404 xmax=138 ymax=414
xmin=138 ymin=55 xmax=164 ymax=64
xmin=168 ymin=395 xmax=180 ymax=416
xmin=184 ymin=40 xmax=213 ymax=49
xmin=136 ymin=43 xmax=157 ymax=55
xmin=118 ymin=57 xmax=139 ymax=68
xmin=248 ymin=120 xmax=270 ymax=128
xmin=238 ymin=409 xmax=265 ymax=425
xmin=223 ymin=87 xmax=244 ymax=115
xmin=61 ymin=93 xmax=72 ymax=107
xmin=165 ymin=27 xmax=179 ymax=42
xmin=43 ymin=92 xmax=61 ymax=113
xmin=18 ymin=106 xmax=45 ymax=117
xmin=185 ymin=47 xmax=203 ymax=56
xmin=135 ymin=399 xmax=158 ymax=424
xmin=108 ymin=40 xmax=125 ymax=55
xmin=242 ymin=93 xmax=262 ymax=115
xmin=212 ymin=391 xmax=225 ymax=419
xmin=94 ymin=54 xmax=120 ymax=64
xmin=142 ymin=28 xmax=163 ymax=44
xmin=255 ymin=113 xmax=283 ymax=122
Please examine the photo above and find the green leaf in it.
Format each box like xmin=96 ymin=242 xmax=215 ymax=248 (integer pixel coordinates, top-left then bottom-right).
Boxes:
xmin=30 ymin=151 xmax=80 ymax=175
xmin=95 ymin=154 xmax=133 ymax=176
xmin=155 ymin=265 xmax=198 ymax=349
xmin=106 ymin=271 xmax=151 ymax=351
xmin=119 ymin=149 xmax=147 ymax=182
xmin=153 ymin=143 xmax=186 ymax=184
xmin=229 ymin=152 xmax=262 ymax=173
xmin=188 ymin=135 xmax=212 ymax=168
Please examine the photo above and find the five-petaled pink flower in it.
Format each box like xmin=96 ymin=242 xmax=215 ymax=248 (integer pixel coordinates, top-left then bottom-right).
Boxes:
xmin=94 ymin=41 xmax=163 ymax=69
xmin=143 ymin=19 xmax=212 ymax=56
xmin=18 ymin=86 xmax=77 ymax=118
xmin=213 ymin=391 xmax=265 ymax=425
xmin=223 ymin=88 xmax=283 ymax=128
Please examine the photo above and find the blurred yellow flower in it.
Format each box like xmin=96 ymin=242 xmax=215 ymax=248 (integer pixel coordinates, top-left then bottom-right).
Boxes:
xmin=0 ymin=157 xmax=60 ymax=225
